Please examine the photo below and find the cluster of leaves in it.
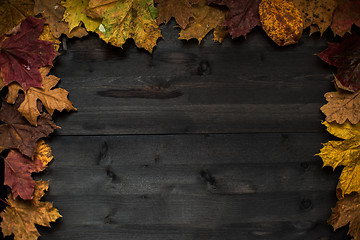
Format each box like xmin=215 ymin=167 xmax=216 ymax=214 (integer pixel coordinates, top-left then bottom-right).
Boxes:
xmin=0 ymin=0 xmax=359 ymax=239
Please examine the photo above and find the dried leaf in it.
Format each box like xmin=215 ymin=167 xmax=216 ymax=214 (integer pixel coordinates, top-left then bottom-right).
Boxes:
xmin=156 ymin=0 xmax=198 ymax=29
xmin=0 ymin=17 xmax=57 ymax=91
xmin=61 ymin=0 xmax=101 ymax=32
xmin=291 ymin=0 xmax=337 ymax=36
xmin=179 ymin=0 xmax=227 ymax=43
xmin=34 ymin=0 xmax=88 ymax=38
xmin=0 ymin=0 xmax=34 ymax=36
xmin=4 ymin=150 xmax=46 ymax=200
xmin=331 ymin=0 xmax=360 ymax=37
xmin=207 ymin=0 xmax=260 ymax=38
xmin=328 ymin=193 xmax=360 ymax=240
xmin=8 ymin=67 xmax=76 ymax=126
xmin=34 ymin=140 xmax=53 ymax=166
xmin=0 ymin=180 xmax=61 ymax=240
xmin=321 ymin=90 xmax=360 ymax=124
xmin=86 ymin=0 xmax=162 ymax=53
xmin=318 ymin=121 xmax=360 ymax=196
xmin=0 ymin=99 xmax=58 ymax=158
xmin=39 ymin=25 xmax=61 ymax=51
xmin=318 ymin=34 xmax=360 ymax=91
xmin=259 ymin=0 xmax=303 ymax=46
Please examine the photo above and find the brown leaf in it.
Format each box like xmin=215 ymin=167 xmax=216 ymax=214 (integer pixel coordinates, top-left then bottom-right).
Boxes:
xmin=179 ymin=0 xmax=227 ymax=43
xmin=0 ymin=99 xmax=58 ymax=158
xmin=321 ymin=90 xmax=360 ymax=124
xmin=328 ymin=193 xmax=360 ymax=240
xmin=8 ymin=67 xmax=76 ymax=126
xmin=259 ymin=0 xmax=303 ymax=46
xmin=291 ymin=0 xmax=337 ymax=36
xmin=0 ymin=0 xmax=34 ymax=36
xmin=0 ymin=180 xmax=61 ymax=240
xmin=331 ymin=0 xmax=360 ymax=37
xmin=156 ymin=0 xmax=198 ymax=29
xmin=34 ymin=0 xmax=88 ymax=38
xmin=4 ymin=150 xmax=46 ymax=200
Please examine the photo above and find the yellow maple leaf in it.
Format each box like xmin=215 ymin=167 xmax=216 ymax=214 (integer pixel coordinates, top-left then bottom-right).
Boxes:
xmin=178 ymin=0 xmax=227 ymax=43
xmin=0 ymin=0 xmax=34 ymax=36
xmin=7 ymin=67 xmax=76 ymax=126
xmin=34 ymin=140 xmax=54 ymax=166
xmin=0 ymin=180 xmax=61 ymax=240
xmin=318 ymin=121 xmax=360 ymax=196
xmin=61 ymin=0 xmax=101 ymax=32
xmin=86 ymin=0 xmax=162 ymax=53
xmin=39 ymin=25 xmax=61 ymax=51
xmin=259 ymin=0 xmax=303 ymax=46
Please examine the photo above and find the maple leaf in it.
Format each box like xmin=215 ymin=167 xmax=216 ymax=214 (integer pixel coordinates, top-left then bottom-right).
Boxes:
xmin=0 ymin=99 xmax=58 ymax=158
xmin=4 ymin=150 xmax=46 ymax=200
xmin=61 ymin=0 xmax=101 ymax=32
xmin=318 ymin=34 xmax=360 ymax=91
xmin=259 ymin=0 xmax=303 ymax=46
xmin=318 ymin=121 xmax=360 ymax=197
xmin=207 ymin=0 xmax=260 ymax=38
xmin=39 ymin=25 xmax=61 ymax=51
xmin=7 ymin=67 xmax=76 ymax=126
xmin=1 ymin=180 xmax=61 ymax=240
xmin=34 ymin=140 xmax=54 ymax=166
xmin=179 ymin=0 xmax=227 ymax=43
xmin=0 ymin=17 xmax=57 ymax=91
xmin=331 ymin=0 xmax=360 ymax=37
xmin=321 ymin=90 xmax=360 ymax=124
xmin=34 ymin=0 xmax=88 ymax=38
xmin=86 ymin=0 xmax=162 ymax=53
xmin=0 ymin=0 xmax=34 ymax=36
xmin=291 ymin=0 xmax=337 ymax=36
xmin=328 ymin=193 xmax=360 ymax=240
xmin=156 ymin=0 xmax=198 ymax=29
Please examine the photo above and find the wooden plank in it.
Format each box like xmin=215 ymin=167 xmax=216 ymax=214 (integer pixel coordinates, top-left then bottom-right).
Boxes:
xmin=49 ymin=26 xmax=335 ymax=135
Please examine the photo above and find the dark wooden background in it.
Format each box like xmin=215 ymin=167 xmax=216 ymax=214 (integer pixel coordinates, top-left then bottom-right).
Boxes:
xmin=1 ymin=22 xmax=352 ymax=239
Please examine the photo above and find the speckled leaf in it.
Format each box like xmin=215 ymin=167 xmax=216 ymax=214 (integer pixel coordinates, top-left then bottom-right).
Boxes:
xmin=86 ymin=0 xmax=162 ymax=53
xmin=331 ymin=0 xmax=360 ymax=37
xmin=291 ymin=0 xmax=337 ymax=35
xmin=207 ymin=0 xmax=260 ymax=38
xmin=179 ymin=0 xmax=227 ymax=43
xmin=259 ymin=0 xmax=303 ymax=46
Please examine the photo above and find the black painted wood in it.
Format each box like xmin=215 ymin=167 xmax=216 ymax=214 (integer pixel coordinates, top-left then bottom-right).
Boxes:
xmin=1 ymin=23 xmax=351 ymax=240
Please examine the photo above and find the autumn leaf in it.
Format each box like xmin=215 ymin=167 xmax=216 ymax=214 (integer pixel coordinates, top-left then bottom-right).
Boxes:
xmin=86 ymin=0 xmax=162 ymax=53
xmin=34 ymin=0 xmax=88 ymax=38
xmin=61 ymin=0 xmax=101 ymax=32
xmin=156 ymin=0 xmax=198 ymax=29
xmin=328 ymin=193 xmax=360 ymax=240
xmin=39 ymin=25 xmax=61 ymax=51
xmin=0 ymin=0 xmax=34 ymax=36
xmin=318 ymin=34 xmax=360 ymax=91
xmin=0 ymin=17 xmax=57 ymax=91
xmin=321 ymin=90 xmax=360 ymax=124
xmin=179 ymin=0 xmax=227 ymax=43
xmin=291 ymin=0 xmax=337 ymax=36
xmin=331 ymin=0 xmax=360 ymax=37
xmin=318 ymin=121 xmax=360 ymax=196
xmin=259 ymin=0 xmax=303 ymax=46
xmin=207 ymin=0 xmax=260 ymax=38
xmin=0 ymin=99 xmax=58 ymax=158
xmin=1 ymin=180 xmax=61 ymax=240
xmin=34 ymin=140 xmax=54 ymax=166
xmin=7 ymin=67 xmax=76 ymax=126
xmin=4 ymin=150 xmax=46 ymax=200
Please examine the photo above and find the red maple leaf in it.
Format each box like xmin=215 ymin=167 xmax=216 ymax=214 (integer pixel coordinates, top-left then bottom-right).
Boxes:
xmin=207 ymin=0 xmax=261 ymax=38
xmin=4 ymin=150 xmax=46 ymax=200
xmin=331 ymin=0 xmax=360 ymax=37
xmin=0 ymin=16 xmax=57 ymax=91
xmin=318 ymin=34 xmax=360 ymax=91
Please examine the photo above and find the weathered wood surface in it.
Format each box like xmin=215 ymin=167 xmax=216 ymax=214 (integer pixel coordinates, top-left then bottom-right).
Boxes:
xmin=2 ymin=23 xmax=351 ymax=239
